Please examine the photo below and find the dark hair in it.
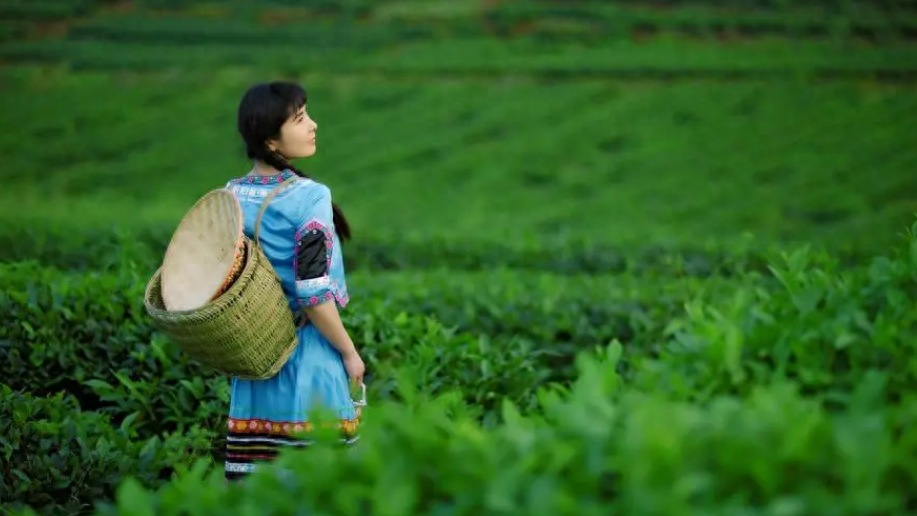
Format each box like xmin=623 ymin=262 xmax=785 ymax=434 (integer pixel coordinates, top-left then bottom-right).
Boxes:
xmin=237 ymin=81 xmax=351 ymax=241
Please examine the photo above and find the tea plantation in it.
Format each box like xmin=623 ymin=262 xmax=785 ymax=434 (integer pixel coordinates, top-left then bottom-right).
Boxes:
xmin=2 ymin=1 xmax=917 ymax=515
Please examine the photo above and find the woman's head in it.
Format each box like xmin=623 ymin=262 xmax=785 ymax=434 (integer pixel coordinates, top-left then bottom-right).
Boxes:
xmin=236 ymin=81 xmax=351 ymax=241
xmin=237 ymin=81 xmax=317 ymax=166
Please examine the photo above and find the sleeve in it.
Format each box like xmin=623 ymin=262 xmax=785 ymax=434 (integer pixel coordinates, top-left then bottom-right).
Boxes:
xmin=292 ymin=185 xmax=336 ymax=307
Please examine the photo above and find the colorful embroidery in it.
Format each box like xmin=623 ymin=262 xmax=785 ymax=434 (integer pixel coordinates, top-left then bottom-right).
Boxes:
xmin=295 ymin=283 xmax=349 ymax=308
xmin=227 ymin=416 xmax=359 ymax=437
xmin=293 ymin=218 xmax=345 ymax=307
xmin=225 ymin=169 xmax=297 ymax=187
xmin=224 ymin=416 xmax=359 ymax=482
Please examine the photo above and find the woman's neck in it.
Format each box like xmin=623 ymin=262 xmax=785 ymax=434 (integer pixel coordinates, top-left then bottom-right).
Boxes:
xmin=248 ymin=160 xmax=284 ymax=176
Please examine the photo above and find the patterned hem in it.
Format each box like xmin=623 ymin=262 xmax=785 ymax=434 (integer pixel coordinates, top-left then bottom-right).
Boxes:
xmin=225 ymin=415 xmax=360 ymax=482
xmin=228 ymin=416 xmax=359 ymax=437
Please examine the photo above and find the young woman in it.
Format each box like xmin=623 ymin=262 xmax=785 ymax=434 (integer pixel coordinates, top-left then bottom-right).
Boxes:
xmin=221 ymin=81 xmax=365 ymax=482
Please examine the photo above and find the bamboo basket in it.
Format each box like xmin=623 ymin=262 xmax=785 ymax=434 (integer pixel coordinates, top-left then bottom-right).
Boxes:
xmin=143 ymin=177 xmax=300 ymax=380
xmin=160 ymin=189 xmax=246 ymax=311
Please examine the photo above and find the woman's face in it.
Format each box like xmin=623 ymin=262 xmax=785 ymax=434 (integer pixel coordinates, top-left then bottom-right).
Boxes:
xmin=268 ymin=104 xmax=318 ymax=159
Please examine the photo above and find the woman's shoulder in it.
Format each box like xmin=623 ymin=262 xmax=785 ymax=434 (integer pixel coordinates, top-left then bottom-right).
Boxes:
xmin=222 ymin=172 xmax=330 ymax=230
xmin=283 ymin=174 xmax=331 ymax=198
xmin=264 ymin=174 xmax=333 ymax=227
xmin=224 ymin=171 xmax=330 ymax=201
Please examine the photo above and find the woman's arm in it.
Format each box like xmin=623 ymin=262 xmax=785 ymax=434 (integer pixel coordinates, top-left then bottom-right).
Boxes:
xmin=288 ymin=183 xmax=365 ymax=384
xmin=304 ymin=301 xmax=357 ymax=358
xmin=306 ymin=301 xmax=365 ymax=385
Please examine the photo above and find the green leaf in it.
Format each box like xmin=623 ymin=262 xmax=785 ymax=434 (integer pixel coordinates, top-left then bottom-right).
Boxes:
xmin=115 ymin=477 xmax=155 ymax=516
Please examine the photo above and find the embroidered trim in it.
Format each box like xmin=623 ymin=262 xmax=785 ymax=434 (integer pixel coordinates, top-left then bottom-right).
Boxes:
xmin=295 ymin=276 xmax=332 ymax=289
xmin=228 ymin=417 xmax=359 ymax=437
xmin=224 ymin=435 xmax=360 ymax=475
xmin=293 ymin=218 xmax=336 ymax=306
xmin=225 ymin=462 xmax=256 ymax=473
xmin=226 ymin=169 xmax=297 ymax=187
xmin=295 ymin=287 xmax=349 ymax=308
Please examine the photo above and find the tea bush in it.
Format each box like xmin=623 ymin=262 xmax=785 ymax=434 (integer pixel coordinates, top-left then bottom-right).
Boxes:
xmin=4 ymin=259 xmax=683 ymax=441
xmin=482 ymin=1 xmax=917 ymax=41
xmin=67 ymin=17 xmax=432 ymax=48
xmin=1 ymin=254 xmax=713 ymax=437
xmin=630 ymin=243 xmax=917 ymax=405
xmin=0 ymin=385 xmax=211 ymax=516
xmin=2 ymin=69 xmax=914 ymax=253
xmin=4 ymin=223 xmax=917 ymax=514
xmin=14 ymin=343 xmax=917 ymax=516
xmin=0 ymin=223 xmax=801 ymax=277
xmin=0 ymin=0 xmax=95 ymax=22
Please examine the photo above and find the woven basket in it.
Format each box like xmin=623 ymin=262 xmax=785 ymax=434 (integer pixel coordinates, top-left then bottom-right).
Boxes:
xmin=143 ymin=177 xmax=300 ymax=380
xmin=161 ymin=189 xmax=246 ymax=311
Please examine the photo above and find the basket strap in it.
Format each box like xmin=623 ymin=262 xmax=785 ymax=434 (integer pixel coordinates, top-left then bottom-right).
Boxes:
xmin=251 ymin=175 xmax=310 ymax=328
xmin=253 ymin=176 xmax=298 ymax=248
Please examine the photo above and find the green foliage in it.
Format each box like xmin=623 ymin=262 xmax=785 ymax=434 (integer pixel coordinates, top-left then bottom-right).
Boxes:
xmin=75 ymin=349 xmax=917 ymax=516
xmin=0 ymin=69 xmax=914 ymax=254
xmin=0 ymin=222 xmax=784 ymax=277
xmin=0 ymin=385 xmax=211 ymax=516
xmin=636 ymin=243 xmax=917 ymax=404
xmin=4 ymin=222 xmax=917 ymax=514
xmin=482 ymin=1 xmax=917 ymax=41
xmin=0 ymin=0 xmax=95 ymax=22
xmin=2 ymin=259 xmax=648 ymax=439
xmin=65 ymin=17 xmax=432 ymax=48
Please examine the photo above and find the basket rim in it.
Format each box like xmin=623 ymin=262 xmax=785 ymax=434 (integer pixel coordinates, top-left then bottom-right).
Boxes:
xmin=161 ymin=189 xmax=244 ymax=311
xmin=145 ymin=235 xmax=262 ymax=317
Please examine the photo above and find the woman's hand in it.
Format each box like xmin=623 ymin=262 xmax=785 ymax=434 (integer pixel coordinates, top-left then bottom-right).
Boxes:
xmin=342 ymin=350 xmax=365 ymax=386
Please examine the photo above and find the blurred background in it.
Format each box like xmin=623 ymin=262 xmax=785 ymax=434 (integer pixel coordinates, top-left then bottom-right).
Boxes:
xmin=1 ymin=0 xmax=916 ymax=267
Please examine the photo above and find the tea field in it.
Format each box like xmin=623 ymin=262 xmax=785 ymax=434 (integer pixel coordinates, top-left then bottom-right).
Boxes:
xmin=3 ymin=1 xmax=917 ymax=515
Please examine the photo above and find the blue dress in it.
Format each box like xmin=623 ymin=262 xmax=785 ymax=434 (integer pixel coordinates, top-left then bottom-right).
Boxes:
xmin=221 ymin=169 xmax=358 ymax=481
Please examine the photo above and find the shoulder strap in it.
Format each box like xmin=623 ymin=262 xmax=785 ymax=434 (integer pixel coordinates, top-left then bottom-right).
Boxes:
xmin=253 ymin=176 xmax=298 ymax=248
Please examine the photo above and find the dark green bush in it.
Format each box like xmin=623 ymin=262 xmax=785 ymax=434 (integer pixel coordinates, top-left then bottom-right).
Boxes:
xmin=0 ymin=223 xmax=788 ymax=277
xmin=30 ymin=345 xmax=917 ymax=516
xmin=0 ymin=385 xmax=211 ymax=516
xmin=66 ymin=17 xmax=432 ymax=49
xmin=2 ymin=259 xmax=623 ymax=439
xmin=0 ymin=260 xmax=227 ymax=440
xmin=5 ymin=208 xmax=917 ymax=515
xmin=4 ymin=222 xmax=917 ymax=514
xmin=0 ymin=1 xmax=93 ymax=22
xmin=633 ymin=242 xmax=917 ymax=405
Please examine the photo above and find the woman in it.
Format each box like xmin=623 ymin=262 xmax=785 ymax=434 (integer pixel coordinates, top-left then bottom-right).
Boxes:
xmin=221 ymin=81 xmax=365 ymax=482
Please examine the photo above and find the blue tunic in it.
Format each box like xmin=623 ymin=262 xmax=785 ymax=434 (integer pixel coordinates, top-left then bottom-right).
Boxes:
xmin=221 ymin=169 xmax=358 ymax=479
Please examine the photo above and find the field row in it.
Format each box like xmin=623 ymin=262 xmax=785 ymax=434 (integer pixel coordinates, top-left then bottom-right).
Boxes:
xmin=479 ymin=2 xmax=917 ymax=40
xmin=0 ymin=221 xmax=798 ymax=278
xmin=4 ymin=33 xmax=917 ymax=77
xmin=4 ymin=229 xmax=917 ymax=514
xmin=1 ymin=68 xmax=915 ymax=254
xmin=3 ymin=236 xmax=915 ymax=437
xmin=0 ymin=260 xmax=733 ymax=423
xmin=5 ymin=0 xmax=917 ymax=42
